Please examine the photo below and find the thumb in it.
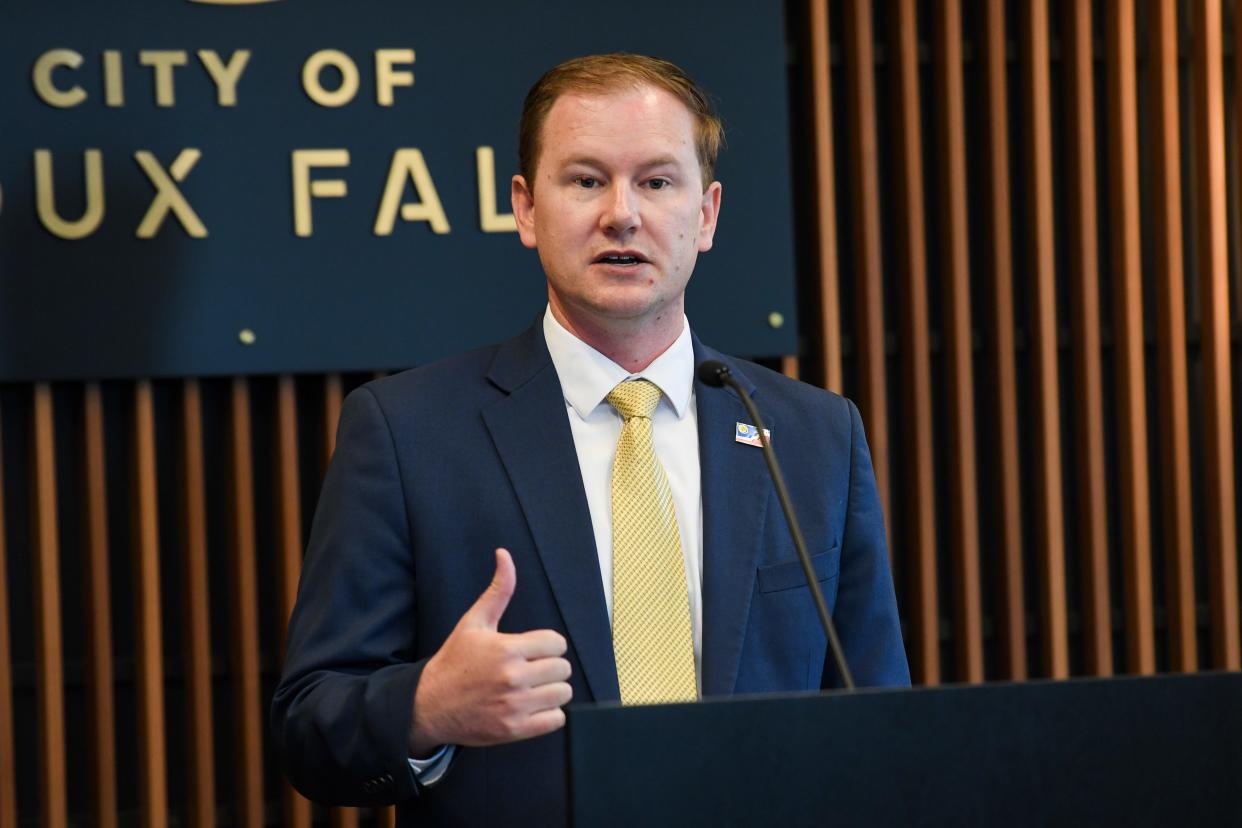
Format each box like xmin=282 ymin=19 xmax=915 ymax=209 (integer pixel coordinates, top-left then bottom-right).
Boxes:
xmin=464 ymin=547 xmax=516 ymax=630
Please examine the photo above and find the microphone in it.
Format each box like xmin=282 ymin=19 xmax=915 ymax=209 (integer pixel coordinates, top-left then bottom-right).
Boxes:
xmin=696 ymin=360 xmax=856 ymax=691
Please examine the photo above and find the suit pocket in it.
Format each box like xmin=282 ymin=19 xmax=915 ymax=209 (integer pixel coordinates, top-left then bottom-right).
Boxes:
xmin=756 ymin=547 xmax=840 ymax=593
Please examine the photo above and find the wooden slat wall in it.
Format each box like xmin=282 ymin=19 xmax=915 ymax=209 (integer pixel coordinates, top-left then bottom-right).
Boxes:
xmin=82 ymin=384 xmax=118 ymax=826
xmin=1106 ymin=0 xmax=1156 ymax=675
xmin=890 ymin=0 xmax=940 ymax=686
xmin=978 ymin=0 xmax=1028 ymax=681
xmin=1149 ymin=0 xmax=1198 ymax=673
xmin=1063 ymin=0 xmax=1113 ymax=677
xmin=1020 ymin=0 xmax=1071 ymax=679
xmin=843 ymin=0 xmax=892 ymax=537
xmin=4 ymin=2 xmax=1242 ymax=823
xmin=807 ymin=0 xmax=843 ymax=393
xmin=932 ymin=0 xmax=984 ymax=684
xmin=132 ymin=381 xmax=168 ymax=828
xmin=179 ymin=380 xmax=217 ymax=828
xmin=229 ymin=379 xmax=266 ymax=827
xmin=32 ymin=383 xmax=68 ymax=828
xmin=1194 ymin=0 xmax=1242 ymax=671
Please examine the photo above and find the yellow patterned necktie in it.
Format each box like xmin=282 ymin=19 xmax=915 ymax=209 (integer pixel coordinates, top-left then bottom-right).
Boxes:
xmin=606 ymin=379 xmax=697 ymax=705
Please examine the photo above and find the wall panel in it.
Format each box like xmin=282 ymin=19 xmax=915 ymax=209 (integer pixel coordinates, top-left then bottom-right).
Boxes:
xmin=1105 ymin=0 xmax=1156 ymax=675
xmin=1063 ymin=0 xmax=1113 ymax=677
xmin=1148 ymin=0 xmax=1197 ymax=673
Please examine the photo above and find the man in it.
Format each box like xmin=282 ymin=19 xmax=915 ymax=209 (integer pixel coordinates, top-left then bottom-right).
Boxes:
xmin=272 ymin=53 xmax=909 ymax=826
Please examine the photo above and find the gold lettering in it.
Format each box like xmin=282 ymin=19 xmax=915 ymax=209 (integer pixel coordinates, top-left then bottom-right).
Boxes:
xmin=302 ymin=50 xmax=359 ymax=108
xmin=32 ymin=49 xmax=86 ymax=108
xmin=198 ymin=49 xmax=250 ymax=106
xmin=134 ymin=149 xmax=208 ymax=238
xmin=103 ymin=50 xmax=124 ymax=107
xmin=34 ymin=149 xmax=105 ymax=239
xmin=292 ymin=149 xmax=350 ymax=237
xmin=139 ymin=50 xmax=189 ymax=106
xmin=374 ymin=149 xmax=450 ymax=235
xmin=375 ymin=49 xmax=414 ymax=106
xmin=476 ymin=146 xmax=516 ymax=233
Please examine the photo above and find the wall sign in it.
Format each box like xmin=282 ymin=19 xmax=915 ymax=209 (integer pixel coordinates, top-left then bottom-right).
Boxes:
xmin=0 ymin=0 xmax=797 ymax=380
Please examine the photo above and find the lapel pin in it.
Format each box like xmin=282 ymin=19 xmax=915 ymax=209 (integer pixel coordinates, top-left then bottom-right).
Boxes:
xmin=735 ymin=422 xmax=771 ymax=447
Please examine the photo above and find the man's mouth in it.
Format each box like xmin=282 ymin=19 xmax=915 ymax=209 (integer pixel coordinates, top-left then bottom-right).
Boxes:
xmin=594 ymin=252 xmax=647 ymax=266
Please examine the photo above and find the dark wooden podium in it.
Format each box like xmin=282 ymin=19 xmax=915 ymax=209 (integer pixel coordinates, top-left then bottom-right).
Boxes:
xmin=567 ymin=672 xmax=1242 ymax=826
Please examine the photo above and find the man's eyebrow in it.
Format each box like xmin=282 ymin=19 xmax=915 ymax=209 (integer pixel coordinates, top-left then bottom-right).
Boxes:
xmin=557 ymin=155 xmax=687 ymax=171
xmin=559 ymin=155 xmax=607 ymax=170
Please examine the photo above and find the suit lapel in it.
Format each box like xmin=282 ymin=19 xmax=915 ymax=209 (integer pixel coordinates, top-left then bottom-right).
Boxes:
xmin=482 ymin=325 xmax=620 ymax=703
xmin=694 ymin=341 xmax=772 ymax=696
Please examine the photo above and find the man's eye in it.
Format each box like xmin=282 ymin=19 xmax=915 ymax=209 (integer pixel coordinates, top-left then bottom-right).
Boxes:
xmin=573 ymin=176 xmax=598 ymax=188
xmin=647 ymin=179 xmax=670 ymax=190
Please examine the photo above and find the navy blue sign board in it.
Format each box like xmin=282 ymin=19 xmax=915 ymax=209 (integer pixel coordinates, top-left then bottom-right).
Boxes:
xmin=0 ymin=1 xmax=797 ymax=381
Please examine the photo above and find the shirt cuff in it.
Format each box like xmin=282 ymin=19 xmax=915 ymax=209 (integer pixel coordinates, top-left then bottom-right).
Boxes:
xmin=407 ymin=744 xmax=457 ymax=787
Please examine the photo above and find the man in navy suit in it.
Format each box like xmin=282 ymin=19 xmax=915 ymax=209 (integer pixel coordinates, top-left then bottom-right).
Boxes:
xmin=272 ymin=53 xmax=909 ymax=826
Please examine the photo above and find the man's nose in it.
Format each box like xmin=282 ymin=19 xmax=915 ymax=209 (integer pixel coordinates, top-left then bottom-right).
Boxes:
xmin=601 ymin=183 xmax=641 ymax=234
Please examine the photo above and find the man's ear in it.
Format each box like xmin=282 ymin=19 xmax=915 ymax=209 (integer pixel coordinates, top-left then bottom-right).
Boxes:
xmin=511 ymin=175 xmax=538 ymax=250
xmin=697 ymin=180 xmax=723 ymax=253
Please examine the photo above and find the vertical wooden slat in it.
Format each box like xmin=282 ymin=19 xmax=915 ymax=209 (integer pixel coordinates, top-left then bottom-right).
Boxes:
xmin=275 ymin=376 xmax=313 ymax=828
xmin=324 ymin=374 xmax=343 ymax=469
xmin=0 ymin=405 xmax=16 ymax=828
xmin=32 ymin=383 xmax=68 ymax=828
xmin=179 ymin=380 xmax=216 ymax=828
xmin=1149 ymin=0 xmax=1197 ymax=672
xmin=1062 ymin=0 xmax=1113 ymax=676
xmin=843 ymin=0 xmax=892 ymax=540
xmin=1019 ymin=0 xmax=1069 ymax=679
xmin=891 ymin=0 xmax=939 ymax=685
xmin=1106 ymin=0 xmax=1155 ymax=675
xmin=376 ymin=806 xmax=397 ymax=828
xmin=228 ymin=378 xmax=266 ymax=827
xmin=933 ymin=0 xmax=984 ymax=684
xmin=1194 ymin=0 xmax=1241 ymax=669
xmin=780 ymin=356 xmax=800 ymax=381
xmin=82 ymin=384 xmax=118 ymax=826
xmin=331 ymin=809 xmax=361 ymax=828
xmin=808 ymin=0 xmax=843 ymax=392
xmin=132 ymin=381 xmax=168 ymax=827
xmin=979 ymin=0 xmax=1027 ymax=680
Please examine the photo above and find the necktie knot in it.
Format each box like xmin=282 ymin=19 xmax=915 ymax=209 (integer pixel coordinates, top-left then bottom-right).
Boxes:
xmin=607 ymin=379 xmax=662 ymax=421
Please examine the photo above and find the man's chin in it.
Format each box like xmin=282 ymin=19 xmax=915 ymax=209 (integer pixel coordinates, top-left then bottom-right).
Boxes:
xmin=583 ymin=295 xmax=676 ymax=324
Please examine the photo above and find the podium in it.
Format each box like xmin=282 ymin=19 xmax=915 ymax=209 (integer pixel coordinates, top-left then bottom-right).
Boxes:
xmin=567 ymin=672 xmax=1242 ymax=826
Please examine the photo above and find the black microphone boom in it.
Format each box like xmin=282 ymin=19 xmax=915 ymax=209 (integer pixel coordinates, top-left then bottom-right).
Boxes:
xmin=696 ymin=360 xmax=856 ymax=691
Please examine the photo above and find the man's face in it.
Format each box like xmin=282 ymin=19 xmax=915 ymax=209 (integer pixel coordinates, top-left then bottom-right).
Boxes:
xmin=511 ymin=85 xmax=722 ymax=338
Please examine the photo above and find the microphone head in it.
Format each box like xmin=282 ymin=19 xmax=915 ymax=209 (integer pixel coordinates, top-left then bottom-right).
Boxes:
xmin=696 ymin=360 xmax=732 ymax=388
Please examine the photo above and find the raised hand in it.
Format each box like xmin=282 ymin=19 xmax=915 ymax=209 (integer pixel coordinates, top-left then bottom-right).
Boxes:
xmin=408 ymin=548 xmax=573 ymax=756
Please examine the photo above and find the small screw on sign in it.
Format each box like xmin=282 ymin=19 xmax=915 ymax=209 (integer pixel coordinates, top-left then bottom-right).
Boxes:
xmin=238 ymin=328 xmax=257 ymax=345
xmin=767 ymin=311 xmax=785 ymax=329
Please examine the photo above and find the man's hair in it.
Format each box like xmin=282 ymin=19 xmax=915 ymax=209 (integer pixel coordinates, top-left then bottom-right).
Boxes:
xmin=518 ymin=53 xmax=723 ymax=192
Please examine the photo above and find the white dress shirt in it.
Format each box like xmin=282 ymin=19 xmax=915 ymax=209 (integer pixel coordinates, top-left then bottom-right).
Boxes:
xmin=412 ymin=308 xmax=704 ymax=783
xmin=542 ymin=307 xmax=705 ymax=683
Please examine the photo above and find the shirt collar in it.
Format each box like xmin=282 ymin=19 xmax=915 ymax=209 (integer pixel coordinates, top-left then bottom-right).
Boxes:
xmin=543 ymin=306 xmax=695 ymax=420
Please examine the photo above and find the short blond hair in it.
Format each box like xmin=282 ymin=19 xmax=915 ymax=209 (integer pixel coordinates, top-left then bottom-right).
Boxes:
xmin=518 ymin=53 xmax=723 ymax=192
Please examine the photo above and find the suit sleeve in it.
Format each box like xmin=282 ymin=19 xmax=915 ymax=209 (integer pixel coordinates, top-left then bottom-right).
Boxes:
xmin=271 ymin=386 xmax=425 ymax=805
xmin=822 ymin=398 xmax=911 ymax=688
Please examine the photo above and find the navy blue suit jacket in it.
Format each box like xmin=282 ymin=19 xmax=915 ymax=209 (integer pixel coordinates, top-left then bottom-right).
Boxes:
xmin=272 ymin=322 xmax=909 ymax=826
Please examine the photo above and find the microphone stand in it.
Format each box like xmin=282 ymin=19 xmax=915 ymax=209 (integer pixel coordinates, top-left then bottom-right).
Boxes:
xmin=702 ymin=362 xmax=856 ymax=691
